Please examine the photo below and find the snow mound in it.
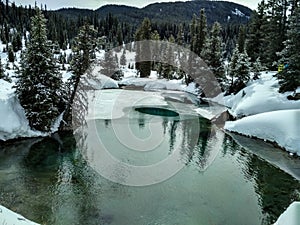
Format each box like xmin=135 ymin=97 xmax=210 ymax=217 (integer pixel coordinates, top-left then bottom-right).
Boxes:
xmin=212 ymin=72 xmax=300 ymax=117
xmin=84 ymin=74 xmax=119 ymax=89
xmin=225 ymin=110 xmax=300 ymax=155
xmin=0 ymin=80 xmax=44 ymax=141
xmin=0 ymin=205 xmax=40 ymax=225
xmin=274 ymin=202 xmax=300 ymax=225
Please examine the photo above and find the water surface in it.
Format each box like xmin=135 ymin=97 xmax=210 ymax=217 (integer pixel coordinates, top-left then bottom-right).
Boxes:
xmin=0 ymin=90 xmax=300 ymax=225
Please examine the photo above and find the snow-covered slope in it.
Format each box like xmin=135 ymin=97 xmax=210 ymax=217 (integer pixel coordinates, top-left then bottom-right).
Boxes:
xmin=212 ymin=72 xmax=300 ymax=117
xmin=0 ymin=205 xmax=40 ymax=225
xmin=225 ymin=109 xmax=300 ymax=155
xmin=206 ymin=72 xmax=300 ymax=155
xmin=0 ymin=80 xmax=44 ymax=141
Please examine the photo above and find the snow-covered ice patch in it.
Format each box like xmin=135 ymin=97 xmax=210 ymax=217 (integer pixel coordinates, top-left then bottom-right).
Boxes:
xmin=225 ymin=109 xmax=300 ymax=155
xmin=87 ymin=90 xmax=168 ymax=120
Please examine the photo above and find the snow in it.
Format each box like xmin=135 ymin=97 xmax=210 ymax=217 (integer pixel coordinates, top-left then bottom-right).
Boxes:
xmin=274 ymin=202 xmax=300 ymax=225
xmin=119 ymin=69 xmax=200 ymax=96
xmin=212 ymin=72 xmax=300 ymax=118
xmin=225 ymin=110 xmax=300 ymax=155
xmin=0 ymin=205 xmax=40 ymax=225
xmin=119 ymin=77 xmax=154 ymax=87
xmin=195 ymin=105 xmax=227 ymax=121
xmin=231 ymin=8 xmax=245 ymax=17
xmin=84 ymin=74 xmax=119 ymax=89
xmin=87 ymin=89 xmax=169 ymax=120
xmin=204 ymin=71 xmax=300 ymax=155
xmin=0 ymin=80 xmax=45 ymax=141
xmin=144 ymin=79 xmax=183 ymax=92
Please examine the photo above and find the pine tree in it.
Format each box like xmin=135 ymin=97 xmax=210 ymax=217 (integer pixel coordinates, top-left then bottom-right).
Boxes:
xmin=263 ymin=0 xmax=289 ymax=69
xmin=201 ymin=22 xmax=224 ymax=82
xmin=8 ymin=45 xmax=14 ymax=62
xmin=277 ymin=6 xmax=300 ymax=93
xmin=0 ymin=58 xmax=4 ymax=79
xmin=15 ymin=8 xmax=63 ymax=132
xmin=252 ymin=57 xmax=263 ymax=80
xmin=190 ymin=14 xmax=197 ymax=52
xmin=12 ymin=32 xmax=22 ymax=52
xmin=237 ymin=26 xmax=246 ymax=53
xmin=246 ymin=1 xmax=268 ymax=62
xmin=100 ymin=50 xmax=118 ymax=77
xmin=176 ymin=24 xmax=184 ymax=46
xmin=228 ymin=45 xmax=251 ymax=94
xmin=193 ymin=9 xmax=207 ymax=56
xmin=135 ymin=18 xmax=152 ymax=77
xmin=235 ymin=51 xmax=251 ymax=83
xmin=70 ymin=23 xmax=97 ymax=78
xmin=160 ymin=35 xmax=176 ymax=79
xmin=64 ymin=22 xmax=97 ymax=127
xmin=229 ymin=45 xmax=239 ymax=87
xmin=120 ymin=49 xmax=127 ymax=67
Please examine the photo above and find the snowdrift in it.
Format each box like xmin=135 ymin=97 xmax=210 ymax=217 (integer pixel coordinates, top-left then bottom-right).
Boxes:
xmin=225 ymin=109 xmax=300 ymax=156
xmin=0 ymin=80 xmax=44 ymax=141
xmin=206 ymin=72 xmax=300 ymax=155
xmin=212 ymin=72 xmax=300 ymax=117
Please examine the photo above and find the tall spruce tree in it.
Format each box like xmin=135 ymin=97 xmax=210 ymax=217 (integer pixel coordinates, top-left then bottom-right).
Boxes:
xmin=120 ymin=49 xmax=127 ymax=67
xmin=263 ymin=0 xmax=289 ymax=69
xmin=201 ymin=22 xmax=224 ymax=82
xmin=135 ymin=18 xmax=152 ymax=77
xmin=228 ymin=45 xmax=251 ymax=94
xmin=100 ymin=50 xmax=118 ymax=77
xmin=64 ymin=23 xmax=97 ymax=126
xmin=277 ymin=5 xmax=300 ymax=93
xmin=160 ymin=35 xmax=176 ymax=79
xmin=8 ymin=45 xmax=14 ymax=62
xmin=0 ymin=58 xmax=4 ymax=79
xmin=15 ymin=8 xmax=63 ymax=132
xmin=246 ymin=1 xmax=268 ymax=62
xmin=237 ymin=26 xmax=246 ymax=53
xmin=193 ymin=9 xmax=207 ymax=56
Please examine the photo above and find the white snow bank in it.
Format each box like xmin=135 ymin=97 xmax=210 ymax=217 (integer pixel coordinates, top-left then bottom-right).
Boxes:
xmin=225 ymin=110 xmax=300 ymax=155
xmin=0 ymin=80 xmax=44 ymax=141
xmin=0 ymin=205 xmax=40 ymax=225
xmin=84 ymin=74 xmax=119 ymax=89
xmin=212 ymin=72 xmax=300 ymax=117
xmin=119 ymin=73 xmax=200 ymax=96
xmin=274 ymin=202 xmax=300 ymax=225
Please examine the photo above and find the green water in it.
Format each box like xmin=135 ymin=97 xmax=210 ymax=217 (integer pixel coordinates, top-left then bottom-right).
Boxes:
xmin=0 ymin=103 xmax=300 ymax=225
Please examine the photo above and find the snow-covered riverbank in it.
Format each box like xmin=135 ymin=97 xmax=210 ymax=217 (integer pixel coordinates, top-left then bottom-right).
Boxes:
xmin=211 ymin=72 xmax=300 ymax=155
